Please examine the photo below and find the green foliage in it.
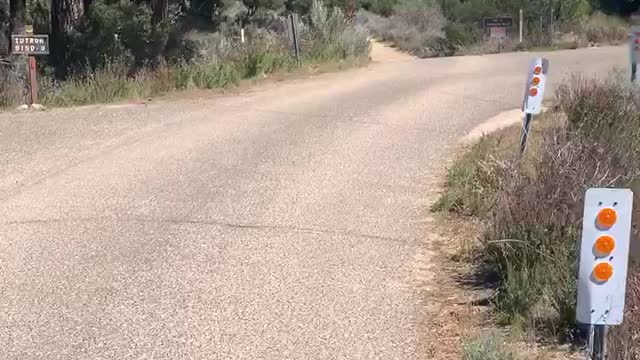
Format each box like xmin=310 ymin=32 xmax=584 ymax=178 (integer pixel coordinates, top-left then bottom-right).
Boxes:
xmin=360 ymin=0 xmax=398 ymax=16
xmin=431 ymin=134 xmax=507 ymax=216
xmin=53 ymin=0 xmax=197 ymax=76
xmin=305 ymin=0 xmax=370 ymax=61
xmin=462 ymin=331 xmax=515 ymax=360
xmin=443 ymin=21 xmax=479 ymax=46
xmin=60 ymin=0 xmax=159 ymax=71
xmin=0 ymin=0 xmax=369 ymax=109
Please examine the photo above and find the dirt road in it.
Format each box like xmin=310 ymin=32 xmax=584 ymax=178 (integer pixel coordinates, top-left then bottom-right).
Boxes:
xmin=0 ymin=46 xmax=628 ymax=359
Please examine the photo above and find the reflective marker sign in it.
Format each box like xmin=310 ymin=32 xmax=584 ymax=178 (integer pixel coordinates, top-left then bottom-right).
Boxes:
xmin=576 ymin=188 xmax=633 ymax=325
xmin=522 ymin=58 xmax=549 ymax=115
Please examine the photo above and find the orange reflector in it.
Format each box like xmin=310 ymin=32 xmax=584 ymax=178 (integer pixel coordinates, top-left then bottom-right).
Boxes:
xmin=593 ymin=263 xmax=614 ymax=282
xmin=534 ymin=66 xmax=542 ymax=75
xmin=532 ymin=76 xmax=541 ymax=86
xmin=529 ymin=87 xmax=538 ymax=97
xmin=597 ymin=208 xmax=617 ymax=229
xmin=595 ymin=235 xmax=616 ymax=255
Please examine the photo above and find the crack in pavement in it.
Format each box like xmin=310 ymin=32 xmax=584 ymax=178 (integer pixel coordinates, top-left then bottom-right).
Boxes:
xmin=3 ymin=216 xmax=418 ymax=245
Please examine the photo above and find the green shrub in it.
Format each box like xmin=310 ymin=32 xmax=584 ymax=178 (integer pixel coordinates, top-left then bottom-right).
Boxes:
xmin=462 ymin=330 xmax=515 ymax=360
xmin=306 ymin=0 xmax=370 ymax=61
xmin=54 ymin=0 xmax=196 ymax=77
xmin=443 ymin=21 xmax=478 ymax=47
xmin=360 ymin=0 xmax=397 ymax=16
xmin=431 ymin=133 xmax=510 ymax=216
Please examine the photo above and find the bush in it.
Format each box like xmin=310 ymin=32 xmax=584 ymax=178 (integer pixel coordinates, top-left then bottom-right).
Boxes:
xmin=55 ymin=0 xmax=196 ymax=77
xmin=305 ymin=0 xmax=370 ymax=61
xmin=578 ymin=11 xmax=628 ymax=45
xmin=462 ymin=330 xmax=515 ymax=360
xmin=359 ymin=0 xmax=397 ymax=16
xmin=444 ymin=21 xmax=478 ymax=47
xmin=0 ymin=57 xmax=27 ymax=107
xmin=357 ymin=4 xmax=447 ymax=58
xmin=434 ymin=75 xmax=640 ymax=351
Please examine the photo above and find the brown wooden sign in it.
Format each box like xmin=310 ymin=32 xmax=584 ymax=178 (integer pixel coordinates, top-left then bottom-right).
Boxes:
xmin=11 ymin=34 xmax=49 ymax=55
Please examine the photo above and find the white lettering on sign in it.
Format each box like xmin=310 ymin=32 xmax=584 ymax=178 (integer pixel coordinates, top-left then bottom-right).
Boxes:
xmin=11 ymin=35 xmax=50 ymax=54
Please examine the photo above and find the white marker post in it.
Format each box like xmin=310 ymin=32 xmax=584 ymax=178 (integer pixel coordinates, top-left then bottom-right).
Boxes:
xmin=520 ymin=57 xmax=549 ymax=154
xmin=519 ymin=9 xmax=523 ymax=43
xmin=576 ymin=188 xmax=634 ymax=360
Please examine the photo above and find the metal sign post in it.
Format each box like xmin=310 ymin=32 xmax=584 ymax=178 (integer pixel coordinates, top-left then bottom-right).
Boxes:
xmin=630 ymin=26 xmax=640 ymax=82
xmin=519 ymin=57 xmax=549 ymax=155
xmin=288 ymin=14 xmax=301 ymax=65
xmin=576 ymin=188 xmax=634 ymax=360
xmin=11 ymin=26 xmax=49 ymax=108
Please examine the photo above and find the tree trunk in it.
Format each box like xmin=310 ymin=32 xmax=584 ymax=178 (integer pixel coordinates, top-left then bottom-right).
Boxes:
xmin=151 ymin=0 xmax=168 ymax=24
xmin=50 ymin=0 xmax=84 ymax=73
xmin=51 ymin=0 xmax=84 ymax=36
xmin=9 ymin=0 xmax=26 ymax=35
xmin=9 ymin=0 xmax=26 ymax=53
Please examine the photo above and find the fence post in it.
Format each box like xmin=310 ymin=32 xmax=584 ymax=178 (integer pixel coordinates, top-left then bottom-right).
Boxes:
xmin=289 ymin=14 xmax=301 ymax=65
xmin=592 ymin=325 xmax=607 ymax=360
xmin=519 ymin=9 xmax=523 ymax=43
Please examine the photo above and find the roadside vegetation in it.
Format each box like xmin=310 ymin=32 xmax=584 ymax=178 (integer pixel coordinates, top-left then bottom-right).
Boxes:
xmin=462 ymin=331 xmax=515 ymax=360
xmin=357 ymin=0 xmax=630 ymax=58
xmin=433 ymin=75 xmax=640 ymax=358
xmin=0 ymin=0 xmax=369 ymax=108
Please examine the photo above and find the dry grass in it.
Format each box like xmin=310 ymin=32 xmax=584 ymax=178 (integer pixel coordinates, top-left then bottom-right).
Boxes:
xmin=433 ymin=74 xmax=640 ymax=357
xmin=0 ymin=57 xmax=27 ymax=107
xmin=357 ymin=8 xmax=451 ymax=58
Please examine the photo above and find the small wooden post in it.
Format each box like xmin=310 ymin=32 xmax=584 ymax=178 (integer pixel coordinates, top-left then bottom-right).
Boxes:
xmin=25 ymin=25 xmax=38 ymax=106
xmin=28 ymin=56 xmax=38 ymax=105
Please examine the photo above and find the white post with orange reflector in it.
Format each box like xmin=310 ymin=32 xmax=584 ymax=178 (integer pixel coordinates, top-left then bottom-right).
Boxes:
xmin=577 ymin=188 xmax=634 ymax=360
xmin=519 ymin=57 xmax=549 ymax=154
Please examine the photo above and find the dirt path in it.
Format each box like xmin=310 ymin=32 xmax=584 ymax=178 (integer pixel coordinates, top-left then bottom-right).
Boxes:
xmin=370 ymin=39 xmax=415 ymax=63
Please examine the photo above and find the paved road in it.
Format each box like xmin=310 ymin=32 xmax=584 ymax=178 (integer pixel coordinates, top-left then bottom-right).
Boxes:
xmin=0 ymin=46 xmax=628 ymax=359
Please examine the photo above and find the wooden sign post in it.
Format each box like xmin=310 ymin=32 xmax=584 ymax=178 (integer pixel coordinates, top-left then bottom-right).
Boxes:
xmin=11 ymin=26 xmax=49 ymax=108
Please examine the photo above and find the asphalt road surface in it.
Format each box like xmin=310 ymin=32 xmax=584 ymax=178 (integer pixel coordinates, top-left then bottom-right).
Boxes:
xmin=0 ymin=46 xmax=628 ymax=359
